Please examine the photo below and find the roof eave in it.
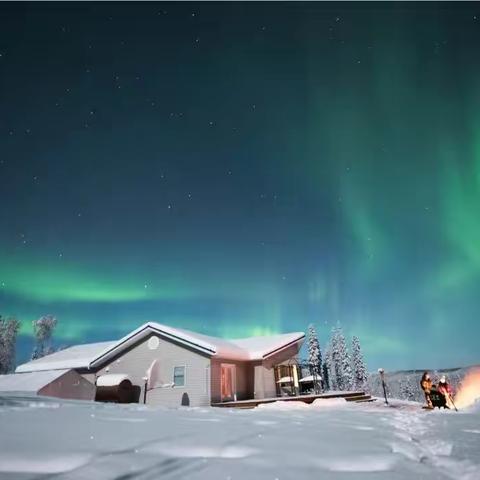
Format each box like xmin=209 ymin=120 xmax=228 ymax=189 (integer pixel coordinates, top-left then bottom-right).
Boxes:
xmin=261 ymin=334 xmax=306 ymax=360
xmin=89 ymin=323 xmax=216 ymax=369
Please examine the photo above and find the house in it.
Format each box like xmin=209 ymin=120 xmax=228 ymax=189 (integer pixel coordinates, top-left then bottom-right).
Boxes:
xmin=9 ymin=322 xmax=305 ymax=407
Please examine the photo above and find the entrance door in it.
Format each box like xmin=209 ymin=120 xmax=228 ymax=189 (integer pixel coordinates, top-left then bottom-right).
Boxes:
xmin=221 ymin=364 xmax=236 ymax=402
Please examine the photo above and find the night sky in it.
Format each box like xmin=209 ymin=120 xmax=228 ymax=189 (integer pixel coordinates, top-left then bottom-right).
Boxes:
xmin=1 ymin=2 xmax=479 ymax=370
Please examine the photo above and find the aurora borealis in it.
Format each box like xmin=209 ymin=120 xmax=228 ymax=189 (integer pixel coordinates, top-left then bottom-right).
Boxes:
xmin=1 ymin=2 xmax=479 ymax=370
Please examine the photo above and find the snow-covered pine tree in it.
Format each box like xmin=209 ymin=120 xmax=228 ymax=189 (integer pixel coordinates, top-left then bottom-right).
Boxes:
xmin=307 ymin=324 xmax=323 ymax=392
xmin=324 ymin=343 xmax=336 ymax=391
xmin=330 ymin=327 xmax=344 ymax=390
xmin=307 ymin=324 xmax=322 ymax=375
xmin=32 ymin=315 xmax=57 ymax=360
xmin=351 ymin=336 xmax=368 ymax=391
xmin=337 ymin=327 xmax=354 ymax=390
xmin=399 ymin=375 xmax=416 ymax=401
xmin=0 ymin=316 xmax=20 ymax=374
xmin=322 ymin=352 xmax=330 ymax=391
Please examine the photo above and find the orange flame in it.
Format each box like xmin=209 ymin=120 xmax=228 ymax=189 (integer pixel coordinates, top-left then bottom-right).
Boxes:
xmin=454 ymin=367 xmax=480 ymax=410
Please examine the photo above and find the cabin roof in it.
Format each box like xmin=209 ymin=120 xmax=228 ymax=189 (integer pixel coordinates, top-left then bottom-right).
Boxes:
xmin=0 ymin=369 xmax=70 ymax=393
xmin=15 ymin=322 xmax=305 ymax=373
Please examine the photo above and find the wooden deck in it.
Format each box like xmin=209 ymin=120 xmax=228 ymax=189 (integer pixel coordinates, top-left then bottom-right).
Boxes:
xmin=212 ymin=391 xmax=373 ymax=409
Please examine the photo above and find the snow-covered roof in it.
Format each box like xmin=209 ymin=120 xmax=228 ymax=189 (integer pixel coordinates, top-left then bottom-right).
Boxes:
xmin=230 ymin=332 xmax=305 ymax=360
xmin=0 ymin=369 xmax=70 ymax=393
xmin=16 ymin=322 xmax=305 ymax=373
xmin=276 ymin=376 xmax=294 ymax=384
xmin=15 ymin=341 xmax=115 ymax=373
xmin=299 ymin=375 xmax=322 ymax=383
xmin=96 ymin=374 xmax=131 ymax=387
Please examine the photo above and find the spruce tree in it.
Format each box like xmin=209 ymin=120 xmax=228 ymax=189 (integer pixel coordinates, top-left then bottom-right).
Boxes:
xmin=337 ymin=327 xmax=354 ymax=390
xmin=307 ymin=324 xmax=322 ymax=374
xmin=330 ymin=327 xmax=344 ymax=390
xmin=351 ymin=336 xmax=368 ymax=391
xmin=322 ymin=353 xmax=330 ymax=391
xmin=307 ymin=324 xmax=323 ymax=392
xmin=324 ymin=343 xmax=336 ymax=391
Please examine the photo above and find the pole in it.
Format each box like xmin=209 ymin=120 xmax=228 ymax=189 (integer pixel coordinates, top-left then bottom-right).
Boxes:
xmin=143 ymin=378 xmax=148 ymax=404
xmin=448 ymin=393 xmax=458 ymax=412
xmin=378 ymin=368 xmax=389 ymax=405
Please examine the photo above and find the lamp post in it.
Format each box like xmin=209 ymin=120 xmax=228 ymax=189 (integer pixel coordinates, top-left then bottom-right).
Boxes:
xmin=378 ymin=368 xmax=389 ymax=405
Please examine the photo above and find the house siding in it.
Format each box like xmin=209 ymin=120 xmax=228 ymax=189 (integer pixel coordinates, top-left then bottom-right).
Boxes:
xmin=93 ymin=333 xmax=211 ymax=407
xmin=254 ymin=344 xmax=301 ymax=399
xmin=38 ymin=370 xmax=96 ymax=400
xmin=210 ymin=359 xmax=253 ymax=403
xmin=253 ymin=363 xmax=277 ymax=399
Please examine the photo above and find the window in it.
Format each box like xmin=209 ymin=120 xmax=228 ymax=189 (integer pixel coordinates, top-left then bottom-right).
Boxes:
xmin=173 ymin=366 xmax=186 ymax=387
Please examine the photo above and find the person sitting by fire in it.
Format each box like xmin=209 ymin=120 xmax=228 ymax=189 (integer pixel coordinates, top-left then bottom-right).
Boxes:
xmin=420 ymin=371 xmax=433 ymax=408
xmin=437 ymin=375 xmax=455 ymax=409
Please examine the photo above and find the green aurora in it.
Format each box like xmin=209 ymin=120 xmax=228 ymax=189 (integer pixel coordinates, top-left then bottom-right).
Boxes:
xmin=0 ymin=2 xmax=479 ymax=369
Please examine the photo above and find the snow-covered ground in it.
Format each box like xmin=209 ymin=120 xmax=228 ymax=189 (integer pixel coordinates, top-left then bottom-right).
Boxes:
xmin=0 ymin=395 xmax=479 ymax=480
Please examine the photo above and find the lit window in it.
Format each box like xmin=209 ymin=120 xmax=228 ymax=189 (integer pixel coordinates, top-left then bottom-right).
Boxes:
xmin=173 ymin=366 xmax=186 ymax=387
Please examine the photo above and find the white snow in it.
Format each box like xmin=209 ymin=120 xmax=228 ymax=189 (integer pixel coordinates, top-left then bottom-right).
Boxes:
xmin=96 ymin=373 xmax=131 ymax=387
xmin=0 ymin=369 xmax=70 ymax=392
xmin=15 ymin=341 xmax=115 ymax=373
xmin=0 ymin=394 xmax=479 ymax=479
xmin=0 ymin=453 xmax=93 ymax=474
